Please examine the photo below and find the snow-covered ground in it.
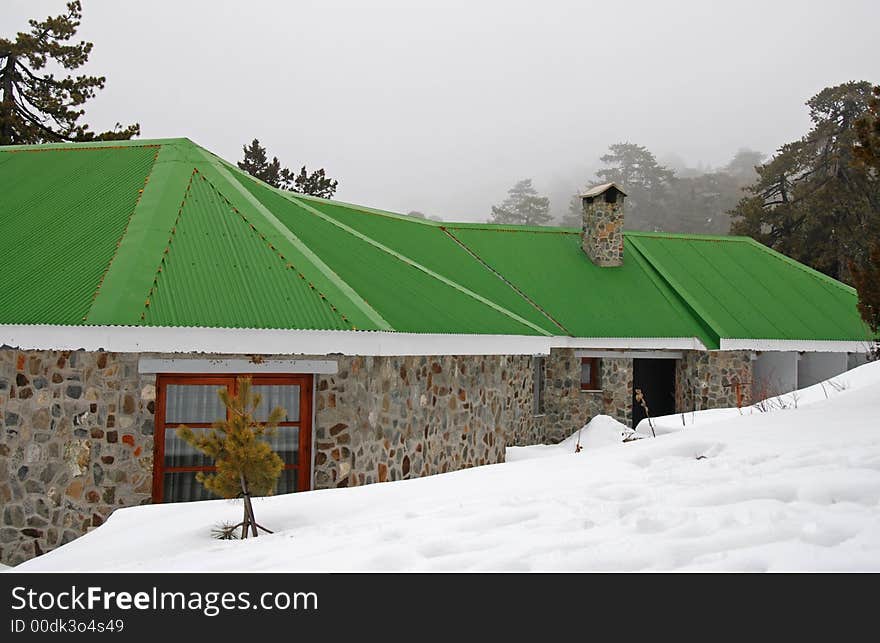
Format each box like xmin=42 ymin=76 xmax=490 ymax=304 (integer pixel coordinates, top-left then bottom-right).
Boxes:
xmin=12 ymin=362 xmax=880 ymax=572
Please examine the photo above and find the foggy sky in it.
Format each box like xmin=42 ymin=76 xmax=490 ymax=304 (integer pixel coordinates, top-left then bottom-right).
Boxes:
xmin=2 ymin=0 xmax=877 ymax=222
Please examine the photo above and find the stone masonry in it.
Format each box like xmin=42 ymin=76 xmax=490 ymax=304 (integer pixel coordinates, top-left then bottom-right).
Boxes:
xmin=0 ymin=350 xmax=155 ymax=566
xmin=676 ymin=350 xmax=753 ymax=412
xmin=536 ymin=349 xmax=633 ymax=443
xmin=581 ymin=187 xmax=625 ymax=267
xmin=1 ymin=349 xmax=538 ymax=565
xmin=312 ymin=354 xmax=536 ymax=489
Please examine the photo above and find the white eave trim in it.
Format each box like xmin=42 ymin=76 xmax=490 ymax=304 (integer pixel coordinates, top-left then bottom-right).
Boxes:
xmin=0 ymin=324 xmax=708 ymax=356
xmin=720 ymin=338 xmax=874 ymax=353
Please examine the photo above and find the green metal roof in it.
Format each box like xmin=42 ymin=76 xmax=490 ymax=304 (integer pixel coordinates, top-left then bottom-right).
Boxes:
xmin=0 ymin=138 xmax=871 ymax=348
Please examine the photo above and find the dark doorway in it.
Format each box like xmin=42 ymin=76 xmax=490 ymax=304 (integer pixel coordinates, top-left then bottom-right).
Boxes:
xmin=632 ymin=359 xmax=677 ymax=428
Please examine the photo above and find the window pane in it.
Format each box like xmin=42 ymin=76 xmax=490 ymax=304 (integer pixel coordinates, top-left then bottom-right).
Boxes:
xmin=261 ymin=426 xmax=299 ymax=465
xmin=252 ymin=385 xmax=300 ymax=422
xmin=163 ymin=427 xmax=214 ymax=468
xmin=165 ymin=384 xmax=227 ymax=424
xmin=163 ymin=471 xmax=218 ymax=503
xmin=581 ymin=360 xmax=592 ymax=385
xmin=275 ymin=468 xmax=298 ymax=495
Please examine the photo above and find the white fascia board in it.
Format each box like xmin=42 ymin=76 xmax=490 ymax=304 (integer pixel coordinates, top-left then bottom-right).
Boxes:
xmin=0 ymin=324 xmax=706 ymax=356
xmin=720 ymin=338 xmax=874 ymax=353
xmin=137 ymin=358 xmax=339 ymax=375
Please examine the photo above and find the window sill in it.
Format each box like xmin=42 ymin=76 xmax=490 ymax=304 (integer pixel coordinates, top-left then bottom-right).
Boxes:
xmin=580 ymin=388 xmax=603 ymax=393
xmin=532 ymin=413 xmax=547 ymax=418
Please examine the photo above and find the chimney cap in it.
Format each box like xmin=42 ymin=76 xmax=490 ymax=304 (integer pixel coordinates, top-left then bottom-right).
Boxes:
xmin=580 ymin=182 xmax=627 ymax=198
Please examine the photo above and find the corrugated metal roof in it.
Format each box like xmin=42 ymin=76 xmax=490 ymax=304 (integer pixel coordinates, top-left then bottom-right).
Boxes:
xmin=628 ymin=233 xmax=867 ymax=342
xmin=142 ymin=170 xmax=353 ymax=330
xmin=446 ymin=225 xmax=718 ymax=347
xmin=0 ymin=138 xmax=870 ymax=348
xmin=0 ymin=144 xmax=159 ymax=324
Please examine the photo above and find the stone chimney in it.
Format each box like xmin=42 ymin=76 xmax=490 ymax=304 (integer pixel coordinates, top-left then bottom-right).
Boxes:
xmin=580 ymin=182 xmax=626 ymax=267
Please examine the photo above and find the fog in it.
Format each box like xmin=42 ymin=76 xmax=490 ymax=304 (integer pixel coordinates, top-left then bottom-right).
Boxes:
xmin=2 ymin=0 xmax=877 ymax=221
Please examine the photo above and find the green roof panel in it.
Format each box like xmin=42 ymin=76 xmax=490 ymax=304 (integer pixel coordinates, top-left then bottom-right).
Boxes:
xmin=446 ymin=225 xmax=717 ymax=344
xmin=628 ymin=233 xmax=869 ymax=342
xmin=0 ymin=145 xmax=159 ymax=324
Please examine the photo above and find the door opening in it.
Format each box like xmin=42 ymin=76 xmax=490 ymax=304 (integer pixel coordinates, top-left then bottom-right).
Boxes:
xmin=632 ymin=359 xmax=676 ymax=428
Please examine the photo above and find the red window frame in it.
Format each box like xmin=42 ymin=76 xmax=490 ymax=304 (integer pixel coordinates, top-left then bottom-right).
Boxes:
xmin=152 ymin=373 xmax=313 ymax=502
xmin=580 ymin=357 xmax=600 ymax=391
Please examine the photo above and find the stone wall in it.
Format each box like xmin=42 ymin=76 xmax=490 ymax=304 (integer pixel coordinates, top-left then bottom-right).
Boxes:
xmin=1 ymin=349 xmax=538 ymax=564
xmin=1 ymin=346 xmax=754 ymax=565
xmin=581 ymin=191 xmax=625 ymax=267
xmin=537 ymin=349 xmax=633 ymax=442
xmin=0 ymin=350 xmax=155 ymax=566
xmin=676 ymin=350 xmax=753 ymax=412
xmin=312 ymin=354 xmax=536 ymax=489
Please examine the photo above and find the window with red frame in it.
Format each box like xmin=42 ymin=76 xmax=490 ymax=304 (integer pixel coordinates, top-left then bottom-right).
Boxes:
xmin=580 ymin=357 xmax=600 ymax=390
xmin=152 ymin=374 xmax=312 ymax=503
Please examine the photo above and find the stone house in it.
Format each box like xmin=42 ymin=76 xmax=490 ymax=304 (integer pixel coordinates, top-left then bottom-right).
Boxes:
xmin=0 ymin=139 xmax=872 ymax=564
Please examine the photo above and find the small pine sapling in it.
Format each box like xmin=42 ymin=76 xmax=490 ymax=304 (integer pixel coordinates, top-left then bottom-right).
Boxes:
xmin=177 ymin=377 xmax=285 ymax=539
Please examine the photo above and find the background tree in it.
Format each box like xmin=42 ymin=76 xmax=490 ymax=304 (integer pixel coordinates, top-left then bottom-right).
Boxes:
xmin=730 ymin=81 xmax=879 ymax=282
xmin=560 ymin=193 xmax=584 ymax=228
xmin=238 ymin=138 xmax=338 ymax=198
xmin=489 ymin=178 xmax=551 ymax=226
xmin=0 ymin=1 xmax=139 ymax=145
xmin=177 ymin=377 xmax=285 ymax=539
xmin=595 ymin=142 xmax=676 ymax=231
xmin=850 ymin=84 xmax=880 ymax=352
xmin=406 ymin=210 xmax=442 ymax=222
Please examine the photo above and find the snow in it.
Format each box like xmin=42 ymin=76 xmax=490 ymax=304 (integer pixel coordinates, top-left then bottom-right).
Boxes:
xmin=635 ymin=362 xmax=876 ymax=437
xmin=13 ymin=361 xmax=880 ymax=572
xmin=506 ymin=414 xmax=638 ymax=461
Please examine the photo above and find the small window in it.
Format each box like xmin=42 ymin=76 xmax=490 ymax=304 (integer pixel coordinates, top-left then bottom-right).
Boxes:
xmin=580 ymin=357 xmax=600 ymax=390
xmin=533 ymin=356 xmax=545 ymax=416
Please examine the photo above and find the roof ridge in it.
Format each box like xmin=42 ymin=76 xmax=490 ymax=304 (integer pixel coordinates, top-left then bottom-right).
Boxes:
xmin=441 ymin=227 xmax=572 ymax=335
xmin=139 ymin=168 xmax=198 ymax=322
xmin=147 ymin=170 xmax=356 ymax=329
xmin=84 ymin=146 xmax=161 ymax=321
xmin=284 ymin=193 xmax=554 ymax=337
xmin=627 ymin=235 xmax=728 ymax=344
xmin=0 ymin=137 xmax=192 ymax=152
xmin=194 ymin=148 xmax=393 ymax=331
xmin=624 ymin=239 xmax=720 ymax=349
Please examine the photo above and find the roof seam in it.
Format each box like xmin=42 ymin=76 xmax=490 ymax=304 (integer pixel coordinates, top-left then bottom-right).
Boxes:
xmin=143 ymin=169 xmax=358 ymax=330
xmin=627 ymin=236 xmax=727 ymax=344
xmin=83 ymin=146 xmax=161 ymax=322
xmin=441 ymin=227 xmax=572 ymax=335
xmin=140 ymin=168 xmax=198 ymax=322
xmin=284 ymin=193 xmax=554 ymax=337
xmin=197 ymin=150 xmax=393 ymax=332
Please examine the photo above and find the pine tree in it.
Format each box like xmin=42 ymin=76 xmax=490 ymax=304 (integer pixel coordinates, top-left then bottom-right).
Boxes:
xmin=0 ymin=1 xmax=139 ymax=145
xmin=596 ymin=142 xmax=676 ymax=231
xmin=851 ymin=84 xmax=880 ymax=352
xmin=177 ymin=377 xmax=285 ymax=539
xmin=489 ymin=179 xmax=551 ymax=226
xmin=238 ymin=138 xmax=338 ymax=198
xmin=730 ymin=81 xmax=880 ymax=282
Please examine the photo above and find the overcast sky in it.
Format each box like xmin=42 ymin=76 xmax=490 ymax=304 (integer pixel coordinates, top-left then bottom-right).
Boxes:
xmin=3 ymin=0 xmax=877 ymax=221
